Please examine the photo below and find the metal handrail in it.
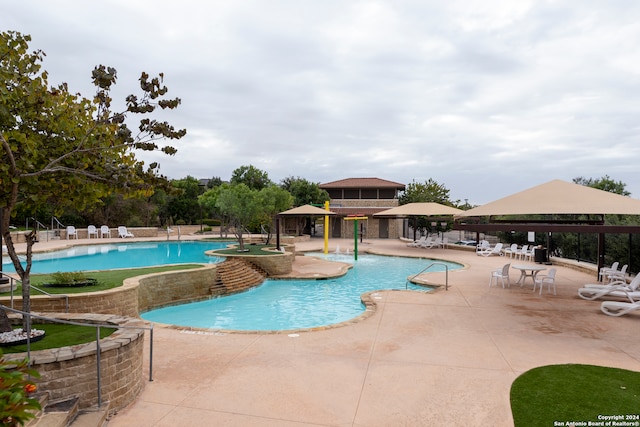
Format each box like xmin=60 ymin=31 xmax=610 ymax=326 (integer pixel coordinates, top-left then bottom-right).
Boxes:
xmin=0 ymin=273 xmax=69 ymax=312
xmin=0 ymin=305 xmax=154 ymax=408
xmin=406 ymin=262 xmax=450 ymax=291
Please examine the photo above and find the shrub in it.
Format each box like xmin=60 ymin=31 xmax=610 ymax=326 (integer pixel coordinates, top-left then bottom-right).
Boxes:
xmin=0 ymin=355 xmax=41 ymax=425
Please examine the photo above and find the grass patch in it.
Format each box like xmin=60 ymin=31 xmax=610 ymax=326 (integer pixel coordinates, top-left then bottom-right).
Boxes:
xmin=213 ymin=244 xmax=279 ymax=256
xmin=1 ymin=323 xmax=114 ymax=354
xmin=2 ymin=264 xmax=204 ymax=295
xmin=511 ymin=364 xmax=640 ymax=426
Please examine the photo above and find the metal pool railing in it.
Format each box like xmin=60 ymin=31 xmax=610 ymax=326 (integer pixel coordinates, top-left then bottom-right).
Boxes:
xmin=406 ymin=262 xmax=450 ymax=291
xmin=0 ymin=306 xmax=154 ymax=408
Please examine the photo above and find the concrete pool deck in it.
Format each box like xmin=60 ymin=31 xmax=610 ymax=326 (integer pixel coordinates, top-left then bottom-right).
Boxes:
xmin=7 ymin=236 xmax=640 ymax=425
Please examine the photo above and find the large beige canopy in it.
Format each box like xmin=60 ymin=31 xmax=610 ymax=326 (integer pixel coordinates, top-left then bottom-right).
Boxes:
xmin=374 ymin=202 xmax=463 ymax=217
xmin=279 ymin=204 xmax=335 ymax=216
xmin=459 ymin=179 xmax=640 ymax=217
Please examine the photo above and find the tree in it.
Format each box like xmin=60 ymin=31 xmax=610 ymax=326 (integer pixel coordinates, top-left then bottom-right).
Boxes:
xmin=399 ymin=179 xmax=456 ymax=236
xmin=202 ymin=183 xmax=293 ymax=249
xmin=230 ymin=165 xmax=272 ymax=190
xmin=573 ymin=175 xmax=631 ymax=196
xmin=166 ymin=176 xmax=204 ymax=225
xmin=399 ymin=179 xmax=453 ymax=205
xmin=0 ymin=31 xmax=186 ymax=330
xmin=280 ymin=176 xmax=329 ymax=206
xmin=214 ymin=183 xmax=261 ymax=250
xmin=280 ymin=176 xmax=328 ymax=234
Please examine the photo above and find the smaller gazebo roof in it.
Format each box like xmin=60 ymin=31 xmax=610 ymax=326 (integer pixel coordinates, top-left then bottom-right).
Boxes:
xmin=279 ymin=205 xmax=335 ymax=216
xmin=374 ymin=202 xmax=463 ymax=217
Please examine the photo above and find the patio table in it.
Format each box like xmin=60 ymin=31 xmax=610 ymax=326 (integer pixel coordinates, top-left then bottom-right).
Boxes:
xmin=511 ymin=264 xmax=547 ymax=287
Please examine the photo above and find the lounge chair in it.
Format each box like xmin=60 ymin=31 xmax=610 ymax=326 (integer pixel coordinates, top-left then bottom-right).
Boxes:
xmin=477 ymin=242 xmax=504 ymax=257
xmin=407 ymin=236 xmax=427 ymax=247
xmin=87 ymin=225 xmax=99 ymax=239
xmin=533 ymin=268 xmax=557 ymax=295
xmin=419 ymin=237 xmax=435 ymax=249
xmin=601 ymin=300 xmax=640 ymax=317
xmin=118 ymin=226 xmax=134 ymax=238
xmin=100 ymin=225 xmax=111 ymax=238
xmin=577 ymin=274 xmax=640 ymax=301
xmin=489 ymin=263 xmax=511 ymax=288
xmin=66 ymin=225 xmax=78 ymax=240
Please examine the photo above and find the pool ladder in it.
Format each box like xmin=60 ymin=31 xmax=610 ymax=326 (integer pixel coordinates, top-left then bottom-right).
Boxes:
xmin=406 ymin=262 xmax=449 ymax=291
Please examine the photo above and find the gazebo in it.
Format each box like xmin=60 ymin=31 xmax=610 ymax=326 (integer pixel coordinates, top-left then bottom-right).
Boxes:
xmin=455 ymin=179 xmax=640 ymax=276
xmin=374 ymin=202 xmax=463 ymax=241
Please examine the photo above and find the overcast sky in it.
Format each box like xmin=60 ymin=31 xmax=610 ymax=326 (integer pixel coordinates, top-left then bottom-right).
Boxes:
xmin=5 ymin=1 xmax=640 ymax=204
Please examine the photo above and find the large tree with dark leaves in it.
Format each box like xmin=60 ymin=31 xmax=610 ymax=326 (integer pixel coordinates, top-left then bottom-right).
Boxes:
xmin=0 ymin=31 xmax=186 ymax=330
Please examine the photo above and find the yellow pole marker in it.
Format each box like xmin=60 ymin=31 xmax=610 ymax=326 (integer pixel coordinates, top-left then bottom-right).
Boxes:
xmin=323 ymin=201 xmax=330 ymax=254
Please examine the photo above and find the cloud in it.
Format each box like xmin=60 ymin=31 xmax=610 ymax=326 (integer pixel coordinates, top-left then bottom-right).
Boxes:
xmin=5 ymin=0 xmax=640 ymax=204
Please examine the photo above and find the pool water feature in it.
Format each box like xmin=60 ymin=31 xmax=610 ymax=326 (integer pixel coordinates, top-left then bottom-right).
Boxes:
xmin=1 ymin=241 xmax=229 ymax=274
xmin=141 ymin=253 xmax=463 ymax=331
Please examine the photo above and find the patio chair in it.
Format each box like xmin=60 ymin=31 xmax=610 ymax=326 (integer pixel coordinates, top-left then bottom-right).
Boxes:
xmin=533 ymin=268 xmax=557 ymax=295
xmin=600 ymin=300 xmax=640 ymax=317
xmin=606 ymin=264 xmax=628 ymax=283
xmin=66 ymin=225 xmax=78 ymax=239
xmin=87 ymin=225 xmax=99 ymax=239
xmin=577 ymin=274 xmax=640 ymax=301
xmin=100 ymin=225 xmax=111 ymax=238
xmin=489 ymin=263 xmax=511 ymax=288
xmin=599 ymin=262 xmax=619 ymax=282
xmin=477 ymin=242 xmax=504 ymax=257
xmin=118 ymin=226 xmax=134 ymax=238
xmin=516 ymin=245 xmax=532 ymax=261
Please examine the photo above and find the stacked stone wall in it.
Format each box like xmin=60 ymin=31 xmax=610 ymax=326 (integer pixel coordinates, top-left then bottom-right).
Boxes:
xmin=5 ymin=314 xmax=146 ymax=413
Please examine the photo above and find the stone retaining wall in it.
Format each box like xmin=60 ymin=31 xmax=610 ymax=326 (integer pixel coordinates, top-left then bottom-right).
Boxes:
xmin=5 ymin=313 xmax=146 ymax=412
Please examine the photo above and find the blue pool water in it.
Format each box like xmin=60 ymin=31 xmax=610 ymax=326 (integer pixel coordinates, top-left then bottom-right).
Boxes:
xmin=1 ymin=241 xmax=228 ymax=274
xmin=142 ymin=253 xmax=462 ymax=331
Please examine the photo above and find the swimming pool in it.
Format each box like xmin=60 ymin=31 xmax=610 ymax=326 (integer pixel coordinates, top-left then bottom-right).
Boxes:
xmin=1 ymin=240 xmax=229 ymax=274
xmin=141 ymin=253 xmax=463 ymax=331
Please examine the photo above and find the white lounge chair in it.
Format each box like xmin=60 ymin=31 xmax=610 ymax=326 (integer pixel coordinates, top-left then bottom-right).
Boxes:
xmin=419 ymin=237 xmax=435 ymax=249
xmin=66 ymin=226 xmax=78 ymax=239
xmin=577 ymin=275 xmax=640 ymax=301
xmin=477 ymin=242 xmax=504 ymax=257
xmin=100 ymin=225 xmax=111 ymax=238
xmin=533 ymin=268 xmax=557 ymax=295
xmin=489 ymin=263 xmax=511 ymax=288
xmin=407 ymin=236 xmax=427 ymax=247
xmin=601 ymin=300 xmax=640 ymax=317
xmin=118 ymin=226 xmax=134 ymax=238
xmin=87 ymin=225 xmax=99 ymax=239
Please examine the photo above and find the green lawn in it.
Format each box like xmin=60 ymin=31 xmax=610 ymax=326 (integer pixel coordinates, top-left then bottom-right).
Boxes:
xmin=212 ymin=244 xmax=278 ymax=256
xmin=511 ymin=364 xmax=640 ymax=426
xmin=1 ymin=323 xmax=114 ymax=354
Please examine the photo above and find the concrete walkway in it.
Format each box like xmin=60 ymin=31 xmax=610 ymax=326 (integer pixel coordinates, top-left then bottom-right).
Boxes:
xmin=9 ymin=236 xmax=640 ymax=425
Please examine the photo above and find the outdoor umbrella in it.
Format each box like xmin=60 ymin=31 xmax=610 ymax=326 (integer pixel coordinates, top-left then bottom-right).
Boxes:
xmin=374 ymin=202 xmax=463 ymax=241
